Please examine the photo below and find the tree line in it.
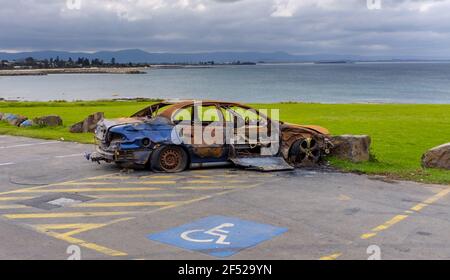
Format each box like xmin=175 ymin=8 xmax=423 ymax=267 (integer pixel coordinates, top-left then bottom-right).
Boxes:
xmin=0 ymin=57 xmax=149 ymax=69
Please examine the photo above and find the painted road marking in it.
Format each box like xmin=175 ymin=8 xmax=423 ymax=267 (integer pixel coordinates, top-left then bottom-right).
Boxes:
xmin=185 ymin=180 xmax=244 ymax=185
xmin=131 ymin=181 xmax=177 ymax=185
xmin=0 ymin=170 xmax=271 ymax=258
xmin=319 ymin=253 xmax=342 ymax=260
xmin=0 ymin=204 xmax=29 ymax=209
xmin=178 ymin=186 xmax=242 ymax=190
xmin=3 ymin=211 xmax=133 ymax=219
xmin=148 ymin=216 xmax=287 ymax=258
xmin=92 ymin=194 xmax=184 ymax=199
xmin=0 ymin=173 xmax=122 ymax=197
xmin=359 ymin=187 xmax=450 ymax=240
xmin=320 ymin=186 xmax=450 ymax=260
xmin=34 ymin=217 xmax=133 ymax=257
xmin=54 ymin=181 xmax=177 ymax=186
xmin=0 ymin=173 xmax=268 ymax=258
xmin=0 ymin=196 xmax=35 ymax=201
xmin=72 ymin=201 xmax=180 ymax=208
xmin=0 ymin=141 xmax=60 ymax=149
xmin=0 ymin=162 xmax=15 ymax=166
xmin=8 ymin=187 xmax=162 ymax=193
xmin=139 ymin=175 xmax=180 ymax=179
xmin=53 ymin=182 xmax=115 ymax=186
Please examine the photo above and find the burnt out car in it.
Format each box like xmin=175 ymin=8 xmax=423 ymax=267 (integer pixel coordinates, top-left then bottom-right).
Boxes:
xmin=87 ymin=100 xmax=333 ymax=172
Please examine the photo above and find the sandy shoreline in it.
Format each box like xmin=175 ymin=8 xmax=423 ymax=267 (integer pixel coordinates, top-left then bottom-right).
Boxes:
xmin=0 ymin=67 xmax=147 ymax=76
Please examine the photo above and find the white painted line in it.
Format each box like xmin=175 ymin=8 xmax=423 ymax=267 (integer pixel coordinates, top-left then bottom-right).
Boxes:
xmin=54 ymin=153 xmax=84 ymax=159
xmin=0 ymin=162 xmax=15 ymax=166
xmin=0 ymin=141 xmax=60 ymax=149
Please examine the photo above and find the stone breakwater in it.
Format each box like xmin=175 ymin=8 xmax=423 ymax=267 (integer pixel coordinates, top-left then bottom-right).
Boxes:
xmin=0 ymin=67 xmax=147 ymax=76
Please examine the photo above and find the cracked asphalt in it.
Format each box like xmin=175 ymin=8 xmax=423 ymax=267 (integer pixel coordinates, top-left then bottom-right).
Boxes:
xmin=0 ymin=135 xmax=449 ymax=260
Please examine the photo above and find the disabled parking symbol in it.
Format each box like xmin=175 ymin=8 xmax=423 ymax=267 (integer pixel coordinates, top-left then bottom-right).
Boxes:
xmin=147 ymin=216 xmax=287 ymax=257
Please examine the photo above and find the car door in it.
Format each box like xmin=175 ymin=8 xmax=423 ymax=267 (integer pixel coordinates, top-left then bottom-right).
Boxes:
xmin=190 ymin=104 xmax=227 ymax=161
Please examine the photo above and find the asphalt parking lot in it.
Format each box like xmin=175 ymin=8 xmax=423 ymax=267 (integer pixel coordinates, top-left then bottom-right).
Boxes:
xmin=0 ymin=135 xmax=449 ymax=260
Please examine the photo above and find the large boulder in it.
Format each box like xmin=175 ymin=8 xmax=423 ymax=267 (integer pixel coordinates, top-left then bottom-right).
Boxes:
xmin=70 ymin=112 xmax=104 ymax=133
xmin=331 ymin=135 xmax=371 ymax=163
xmin=33 ymin=115 xmax=63 ymax=127
xmin=422 ymin=143 xmax=450 ymax=170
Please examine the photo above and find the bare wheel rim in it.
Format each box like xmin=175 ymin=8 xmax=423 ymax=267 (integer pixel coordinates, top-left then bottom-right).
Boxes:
xmin=295 ymin=138 xmax=321 ymax=164
xmin=159 ymin=147 xmax=183 ymax=171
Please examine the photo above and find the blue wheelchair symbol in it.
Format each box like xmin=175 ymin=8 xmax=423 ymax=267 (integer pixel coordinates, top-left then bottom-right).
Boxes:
xmin=148 ymin=216 xmax=287 ymax=257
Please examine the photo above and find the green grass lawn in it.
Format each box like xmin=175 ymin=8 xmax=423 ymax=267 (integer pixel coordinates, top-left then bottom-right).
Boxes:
xmin=1 ymin=101 xmax=449 ymax=184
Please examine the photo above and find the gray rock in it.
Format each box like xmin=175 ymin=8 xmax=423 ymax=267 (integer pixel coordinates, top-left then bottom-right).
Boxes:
xmin=33 ymin=115 xmax=63 ymax=127
xmin=331 ymin=135 xmax=371 ymax=163
xmin=422 ymin=143 xmax=450 ymax=170
xmin=69 ymin=121 xmax=84 ymax=133
xmin=70 ymin=112 xmax=104 ymax=133
xmin=9 ymin=115 xmax=28 ymax=126
xmin=0 ymin=112 xmax=4 ymax=120
xmin=20 ymin=120 xmax=34 ymax=127
xmin=3 ymin=113 xmax=17 ymax=122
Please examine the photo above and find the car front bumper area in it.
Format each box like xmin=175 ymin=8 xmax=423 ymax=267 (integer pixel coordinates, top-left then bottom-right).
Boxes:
xmin=86 ymin=145 xmax=153 ymax=165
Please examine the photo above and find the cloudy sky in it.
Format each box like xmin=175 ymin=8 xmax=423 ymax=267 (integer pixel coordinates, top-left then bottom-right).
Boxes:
xmin=1 ymin=0 xmax=450 ymax=57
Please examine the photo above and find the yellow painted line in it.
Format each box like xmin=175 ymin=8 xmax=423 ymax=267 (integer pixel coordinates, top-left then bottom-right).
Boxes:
xmin=359 ymin=187 xmax=450 ymax=241
xmin=178 ymin=186 xmax=242 ymax=190
xmin=158 ymin=184 xmax=260 ymax=212
xmin=52 ymin=182 xmax=113 ymax=186
xmin=360 ymin=215 xmax=409 ymax=240
xmin=0 ymin=196 xmax=34 ymax=201
xmin=185 ymin=180 xmax=218 ymax=184
xmin=59 ymin=181 xmax=177 ymax=186
xmin=131 ymin=181 xmax=177 ymax=185
xmin=139 ymin=175 xmax=179 ymax=179
xmin=411 ymin=203 xmax=427 ymax=212
xmin=0 ymin=204 xmax=29 ymax=209
xmin=35 ymin=217 xmax=133 ymax=257
xmin=360 ymin=232 xmax=378 ymax=240
xmin=4 ymin=211 xmax=132 ymax=219
xmin=411 ymin=188 xmax=450 ymax=212
xmin=319 ymin=253 xmax=342 ymax=260
xmin=82 ymin=174 xmax=127 ymax=180
xmin=0 ymin=173 xmax=121 ymax=196
xmin=72 ymin=201 xmax=179 ymax=208
xmin=185 ymin=180 xmax=244 ymax=184
xmin=371 ymin=215 xmax=409 ymax=232
xmin=338 ymin=194 xmax=351 ymax=201
xmin=9 ymin=187 xmax=162 ymax=193
xmin=92 ymin=194 xmax=184 ymax=199
xmin=192 ymin=175 xmax=213 ymax=179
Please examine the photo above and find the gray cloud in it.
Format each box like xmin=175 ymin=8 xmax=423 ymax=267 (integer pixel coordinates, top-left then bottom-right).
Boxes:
xmin=1 ymin=0 xmax=450 ymax=58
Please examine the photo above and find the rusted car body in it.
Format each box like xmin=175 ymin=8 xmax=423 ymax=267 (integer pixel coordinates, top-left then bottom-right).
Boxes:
xmin=87 ymin=100 xmax=333 ymax=172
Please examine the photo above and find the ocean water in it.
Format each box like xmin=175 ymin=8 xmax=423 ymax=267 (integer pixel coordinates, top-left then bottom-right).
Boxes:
xmin=1 ymin=62 xmax=450 ymax=103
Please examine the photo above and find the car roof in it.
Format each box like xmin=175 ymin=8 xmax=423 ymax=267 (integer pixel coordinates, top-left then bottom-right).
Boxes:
xmin=158 ymin=100 xmax=251 ymax=119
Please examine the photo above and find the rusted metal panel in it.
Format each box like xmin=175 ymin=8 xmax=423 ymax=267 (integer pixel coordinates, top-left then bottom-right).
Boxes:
xmin=192 ymin=146 xmax=225 ymax=158
xmin=230 ymin=157 xmax=294 ymax=171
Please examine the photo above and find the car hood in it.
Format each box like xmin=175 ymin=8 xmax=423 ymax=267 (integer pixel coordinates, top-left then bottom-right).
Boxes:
xmin=101 ymin=117 xmax=145 ymax=129
xmin=282 ymin=122 xmax=330 ymax=135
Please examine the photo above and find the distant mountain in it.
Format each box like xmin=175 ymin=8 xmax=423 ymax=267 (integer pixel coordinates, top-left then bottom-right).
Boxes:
xmin=0 ymin=49 xmax=441 ymax=63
